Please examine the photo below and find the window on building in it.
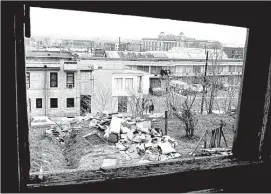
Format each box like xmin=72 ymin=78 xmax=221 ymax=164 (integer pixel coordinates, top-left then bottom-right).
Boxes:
xmin=50 ymin=72 xmax=58 ymax=87
xmin=50 ymin=98 xmax=58 ymax=108
xmin=67 ymin=73 xmax=74 ymax=87
xmin=67 ymin=98 xmax=74 ymax=108
xmin=36 ymin=98 xmax=42 ymax=108
xmin=137 ymin=76 xmax=142 ymax=93
xmin=193 ymin=66 xmax=201 ymax=73
xmin=118 ymin=96 xmax=128 ymax=113
xmin=114 ymin=78 xmax=123 ymax=90
xmin=125 ymin=78 xmax=133 ymax=90
xmin=26 ymin=72 xmax=30 ymax=88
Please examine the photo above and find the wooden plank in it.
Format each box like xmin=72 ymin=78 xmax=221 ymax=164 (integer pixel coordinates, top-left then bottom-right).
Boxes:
xmin=28 ymin=156 xmax=259 ymax=187
xmin=232 ymin=27 xmax=271 ymax=160
xmin=14 ymin=4 xmax=31 ymax=192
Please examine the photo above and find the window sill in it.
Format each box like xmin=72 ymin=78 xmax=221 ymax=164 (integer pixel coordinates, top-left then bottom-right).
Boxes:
xmin=27 ymin=155 xmax=262 ymax=189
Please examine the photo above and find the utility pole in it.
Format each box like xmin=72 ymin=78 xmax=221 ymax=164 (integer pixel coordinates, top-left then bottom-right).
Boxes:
xmin=118 ymin=37 xmax=121 ymax=51
xmin=200 ymin=46 xmax=209 ymax=114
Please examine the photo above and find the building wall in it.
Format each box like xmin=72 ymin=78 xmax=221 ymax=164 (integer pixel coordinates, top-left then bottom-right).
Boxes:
xmin=91 ymin=69 xmax=149 ymax=114
xmin=26 ymin=60 xmax=92 ymax=118
xmin=80 ymin=71 xmax=94 ymax=95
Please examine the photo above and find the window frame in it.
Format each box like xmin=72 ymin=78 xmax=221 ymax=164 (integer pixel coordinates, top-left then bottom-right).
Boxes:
xmin=26 ymin=72 xmax=30 ymax=88
xmin=67 ymin=98 xmax=75 ymax=108
xmin=36 ymin=98 xmax=42 ymax=109
xmin=66 ymin=72 xmax=74 ymax=88
xmin=50 ymin=98 xmax=58 ymax=108
xmin=4 ymin=2 xmax=271 ymax=193
xmin=50 ymin=72 xmax=58 ymax=87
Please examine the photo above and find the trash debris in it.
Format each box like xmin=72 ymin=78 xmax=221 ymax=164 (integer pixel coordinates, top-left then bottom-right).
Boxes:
xmin=120 ymin=127 xmax=130 ymax=134
xmin=101 ymin=158 xmax=118 ymax=169
xmin=110 ymin=117 xmax=122 ymax=134
xmin=72 ymin=112 xmax=182 ymax=164
xmin=108 ymin=133 xmax=118 ymax=143
xmin=83 ymin=132 xmax=107 ymax=146
xmin=158 ymin=142 xmax=176 ymax=154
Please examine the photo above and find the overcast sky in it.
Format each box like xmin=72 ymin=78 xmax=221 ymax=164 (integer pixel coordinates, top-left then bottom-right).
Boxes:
xmin=31 ymin=7 xmax=247 ymax=46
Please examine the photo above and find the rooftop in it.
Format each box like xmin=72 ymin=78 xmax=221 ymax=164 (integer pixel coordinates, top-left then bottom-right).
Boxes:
xmin=26 ymin=51 xmax=74 ymax=59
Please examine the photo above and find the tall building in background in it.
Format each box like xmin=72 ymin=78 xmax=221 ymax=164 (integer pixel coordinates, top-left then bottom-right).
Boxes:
xmin=141 ymin=32 xmax=223 ymax=51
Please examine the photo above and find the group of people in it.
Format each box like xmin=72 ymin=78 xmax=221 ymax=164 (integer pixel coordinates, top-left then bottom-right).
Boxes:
xmin=160 ymin=68 xmax=171 ymax=77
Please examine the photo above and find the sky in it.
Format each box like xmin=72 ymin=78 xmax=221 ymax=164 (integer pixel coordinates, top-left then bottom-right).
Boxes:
xmin=31 ymin=7 xmax=247 ymax=46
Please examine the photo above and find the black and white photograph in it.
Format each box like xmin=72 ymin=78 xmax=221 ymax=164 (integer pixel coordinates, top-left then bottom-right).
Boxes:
xmin=1 ymin=1 xmax=271 ymax=193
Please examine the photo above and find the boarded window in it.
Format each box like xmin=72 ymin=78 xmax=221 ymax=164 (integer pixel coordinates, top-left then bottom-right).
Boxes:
xmin=50 ymin=98 xmax=58 ymax=108
xmin=67 ymin=98 xmax=74 ymax=108
xmin=67 ymin=73 xmax=74 ymax=87
xmin=125 ymin=78 xmax=133 ymax=90
xmin=50 ymin=72 xmax=58 ymax=87
xmin=118 ymin=96 xmax=128 ymax=113
xmin=114 ymin=78 xmax=123 ymax=90
xmin=36 ymin=98 xmax=42 ymax=108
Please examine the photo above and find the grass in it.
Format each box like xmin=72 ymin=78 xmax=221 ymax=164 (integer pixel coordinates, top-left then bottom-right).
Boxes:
xmin=152 ymin=113 xmax=235 ymax=157
xmin=29 ymin=126 xmax=67 ymax=173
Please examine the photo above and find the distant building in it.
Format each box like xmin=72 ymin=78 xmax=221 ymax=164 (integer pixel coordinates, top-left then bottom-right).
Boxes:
xmin=141 ymin=32 xmax=186 ymax=51
xmin=62 ymin=39 xmax=95 ymax=50
xmin=223 ymin=46 xmax=244 ymax=59
xmin=103 ymin=42 xmax=116 ymax=51
xmin=141 ymin=32 xmax=223 ymax=51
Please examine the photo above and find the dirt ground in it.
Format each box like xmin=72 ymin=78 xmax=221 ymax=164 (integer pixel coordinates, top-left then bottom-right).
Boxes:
xmin=29 ymin=113 xmax=235 ymax=173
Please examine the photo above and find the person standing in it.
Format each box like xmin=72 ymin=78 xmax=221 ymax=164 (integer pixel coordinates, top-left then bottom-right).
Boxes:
xmin=149 ymin=100 xmax=154 ymax=114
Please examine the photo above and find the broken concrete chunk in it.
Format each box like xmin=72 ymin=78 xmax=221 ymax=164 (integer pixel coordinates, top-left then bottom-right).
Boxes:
xmin=116 ymin=143 xmax=127 ymax=151
xmin=148 ymin=153 xmax=160 ymax=161
xmin=120 ymin=127 xmax=130 ymax=134
xmin=101 ymin=159 xmax=118 ymax=169
xmin=109 ymin=117 xmax=122 ymax=134
xmin=137 ymin=127 xmax=149 ymax=134
xmin=159 ymin=155 xmax=169 ymax=161
xmin=126 ymin=131 xmax=134 ymax=141
xmin=89 ymin=119 xmax=98 ymax=128
xmin=136 ymin=144 xmax=145 ymax=154
xmin=168 ymin=152 xmax=181 ymax=159
xmin=158 ymin=142 xmax=176 ymax=154
xmin=136 ymin=121 xmax=151 ymax=131
xmin=120 ymin=134 xmax=128 ymax=140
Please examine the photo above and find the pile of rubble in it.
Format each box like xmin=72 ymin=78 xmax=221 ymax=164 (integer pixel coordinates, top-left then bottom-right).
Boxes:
xmin=44 ymin=119 xmax=73 ymax=144
xmin=86 ymin=112 xmax=182 ymax=164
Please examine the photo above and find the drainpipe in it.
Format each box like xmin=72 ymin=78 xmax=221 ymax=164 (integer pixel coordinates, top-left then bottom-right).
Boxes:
xmin=44 ymin=65 xmax=47 ymax=116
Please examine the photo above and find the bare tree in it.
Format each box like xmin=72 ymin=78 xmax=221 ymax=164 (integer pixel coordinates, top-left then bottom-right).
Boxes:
xmin=220 ymin=86 xmax=238 ymax=114
xmin=171 ymin=94 xmax=198 ymax=138
xmin=94 ymin=85 xmax=112 ymax=113
xmin=127 ymin=88 xmax=152 ymax=118
xmin=205 ymin=48 xmax=224 ymax=114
